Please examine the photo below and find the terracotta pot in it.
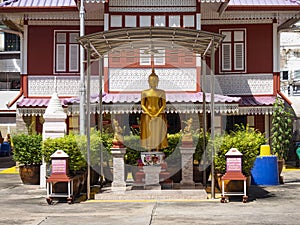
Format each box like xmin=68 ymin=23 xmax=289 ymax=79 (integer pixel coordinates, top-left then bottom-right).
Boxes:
xmin=19 ymin=165 xmax=40 ymax=185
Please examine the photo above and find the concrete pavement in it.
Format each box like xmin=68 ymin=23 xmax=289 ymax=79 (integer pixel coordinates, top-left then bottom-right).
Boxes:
xmin=1 ymin=160 xmax=300 ymax=224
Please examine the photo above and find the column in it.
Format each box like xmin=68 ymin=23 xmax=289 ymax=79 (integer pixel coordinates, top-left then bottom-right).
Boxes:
xmin=180 ymin=146 xmax=195 ymax=187
xmin=143 ymin=166 xmax=161 ymax=190
xmin=111 ymin=147 xmax=127 ymax=192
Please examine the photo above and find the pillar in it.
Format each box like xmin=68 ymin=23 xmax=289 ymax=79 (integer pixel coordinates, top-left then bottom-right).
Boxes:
xmin=111 ymin=147 xmax=127 ymax=192
xmin=180 ymin=146 xmax=195 ymax=186
xmin=41 ymin=92 xmax=67 ymax=188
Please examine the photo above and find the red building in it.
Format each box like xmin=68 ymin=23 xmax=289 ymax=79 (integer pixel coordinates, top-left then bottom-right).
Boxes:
xmin=0 ymin=0 xmax=300 ymax=142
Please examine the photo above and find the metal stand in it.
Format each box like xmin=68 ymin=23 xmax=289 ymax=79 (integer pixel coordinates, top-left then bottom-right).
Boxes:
xmin=220 ymin=172 xmax=248 ymax=203
xmin=46 ymin=177 xmax=74 ymax=204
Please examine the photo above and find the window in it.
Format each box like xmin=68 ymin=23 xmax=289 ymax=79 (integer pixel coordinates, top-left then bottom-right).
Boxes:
xmin=111 ymin=15 xmax=122 ymax=27
xmin=125 ymin=15 xmax=136 ymax=27
xmin=139 ymin=48 xmax=165 ymax=66
xmin=140 ymin=16 xmax=151 ymax=27
xmin=183 ymin=15 xmax=194 ymax=28
xmin=154 ymin=16 xmax=166 ymax=27
xmin=0 ymin=32 xmax=20 ymax=52
xmin=0 ymin=72 xmax=20 ymax=90
xmin=126 ymin=50 xmax=135 ymax=64
xmin=139 ymin=49 xmax=151 ymax=65
xmin=220 ymin=29 xmax=246 ymax=73
xmin=224 ymin=115 xmax=247 ymax=133
xmin=154 ymin=49 xmax=165 ymax=65
xmin=55 ymin=31 xmax=79 ymax=73
xmin=169 ymin=16 xmax=180 ymax=27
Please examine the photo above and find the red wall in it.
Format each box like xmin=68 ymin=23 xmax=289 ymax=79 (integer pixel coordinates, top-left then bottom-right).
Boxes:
xmin=27 ymin=25 xmax=103 ymax=75
xmin=203 ymin=23 xmax=273 ymax=74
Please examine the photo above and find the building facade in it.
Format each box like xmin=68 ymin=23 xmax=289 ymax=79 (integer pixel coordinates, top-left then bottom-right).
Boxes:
xmin=0 ymin=0 xmax=300 ymax=144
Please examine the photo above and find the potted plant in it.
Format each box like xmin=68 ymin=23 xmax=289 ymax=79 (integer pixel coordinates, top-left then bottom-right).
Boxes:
xmin=76 ymin=129 xmax=113 ymax=185
xmin=42 ymin=134 xmax=87 ymax=195
xmin=271 ymin=96 xmax=293 ymax=183
xmin=12 ymin=133 xmax=43 ymax=185
xmin=214 ymin=124 xmax=266 ymax=191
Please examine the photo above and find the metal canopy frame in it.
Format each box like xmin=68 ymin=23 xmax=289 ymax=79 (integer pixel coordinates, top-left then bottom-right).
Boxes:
xmin=79 ymin=26 xmax=223 ymax=200
xmin=78 ymin=26 xmax=224 ymax=57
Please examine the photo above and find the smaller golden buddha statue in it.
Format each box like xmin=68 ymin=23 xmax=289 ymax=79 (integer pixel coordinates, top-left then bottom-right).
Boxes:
xmin=112 ymin=119 xmax=124 ymax=148
xmin=182 ymin=118 xmax=193 ymax=145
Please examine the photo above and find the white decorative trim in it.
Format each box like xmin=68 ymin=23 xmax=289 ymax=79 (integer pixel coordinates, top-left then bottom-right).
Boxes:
xmin=202 ymin=11 xmax=300 ymax=23
xmin=200 ymin=0 xmax=226 ymax=2
xmin=108 ymin=68 xmax=197 ymax=92
xmin=202 ymin=19 xmax=273 ymax=25
xmin=67 ymin=103 xmax=239 ymax=115
xmin=28 ymin=20 xmax=102 ymax=26
xmin=215 ymin=74 xmax=274 ymax=95
xmin=18 ymin=103 xmax=275 ymax=116
xmin=109 ymin=0 xmax=196 ymax=7
xmin=24 ymin=13 xmax=78 ymax=20
xmin=17 ymin=107 xmax=68 ymax=117
xmin=17 ymin=108 xmax=46 ymax=116
xmin=27 ymin=76 xmax=100 ymax=97
xmin=238 ymin=107 xmax=274 ymax=115
xmin=109 ymin=7 xmax=196 ymax=13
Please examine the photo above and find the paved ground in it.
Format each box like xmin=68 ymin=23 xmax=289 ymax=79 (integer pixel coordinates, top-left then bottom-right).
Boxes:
xmin=1 ymin=156 xmax=300 ymax=225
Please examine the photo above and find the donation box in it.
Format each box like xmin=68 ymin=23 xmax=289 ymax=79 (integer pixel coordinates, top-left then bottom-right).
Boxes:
xmin=49 ymin=150 xmax=70 ymax=179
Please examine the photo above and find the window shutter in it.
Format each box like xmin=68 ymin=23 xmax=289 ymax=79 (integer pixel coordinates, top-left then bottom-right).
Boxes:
xmin=140 ymin=49 xmax=151 ymax=65
xmin=69 ymin=44 xmax=79 ymax=72
xmin=56 ymin=44 xmax=66 ymax=72
xmin=154 ymin=49 xmax=165 ymax=65
xmin=222 ymin=43 xmax=231 ymax=71
xmin=234 ymin=43 xmax=244 ymax=70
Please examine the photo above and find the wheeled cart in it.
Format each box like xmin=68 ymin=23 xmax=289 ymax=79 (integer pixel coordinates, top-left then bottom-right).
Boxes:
xmin=46 ymin=177 xmax=74 ymax=204
xmin=220 ymin=173 xmax=248 ymax=203
xmin=45 ymin=150 xmax=73 ymax=204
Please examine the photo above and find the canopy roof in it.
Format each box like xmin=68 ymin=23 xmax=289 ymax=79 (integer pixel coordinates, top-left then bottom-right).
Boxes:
xmin=78 ymin=27 xmax=224 ymax=58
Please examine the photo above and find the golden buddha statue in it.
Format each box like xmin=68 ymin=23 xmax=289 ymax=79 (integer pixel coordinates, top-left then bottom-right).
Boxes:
xmin=140 ymin=68 xmax=168 ymax=151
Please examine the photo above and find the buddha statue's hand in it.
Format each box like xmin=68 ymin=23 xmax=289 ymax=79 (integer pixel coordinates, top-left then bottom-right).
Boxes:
xmin=143 ymin=111 xmax=156 ymax=118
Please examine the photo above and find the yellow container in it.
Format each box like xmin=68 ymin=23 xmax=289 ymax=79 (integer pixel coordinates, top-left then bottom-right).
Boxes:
xmin=260 ymin=145 xmax=271 ymax=156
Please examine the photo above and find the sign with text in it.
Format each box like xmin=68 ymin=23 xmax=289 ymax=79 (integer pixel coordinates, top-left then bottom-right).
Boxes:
xmin=226 ymin=157 xmax=242 ymax=172
xmin=52 ymin=159 xmax=67 ymax=174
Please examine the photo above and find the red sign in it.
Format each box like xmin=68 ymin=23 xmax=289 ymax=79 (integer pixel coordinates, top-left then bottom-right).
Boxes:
xmin=52 ymin=159 xmax=67 ymax=174
xmin=226 ymin=157 xmax=242 ymax=172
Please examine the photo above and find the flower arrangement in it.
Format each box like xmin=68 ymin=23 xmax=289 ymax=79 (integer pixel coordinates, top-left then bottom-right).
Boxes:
xmin=141 ymin=152 xmax=164 ymax=166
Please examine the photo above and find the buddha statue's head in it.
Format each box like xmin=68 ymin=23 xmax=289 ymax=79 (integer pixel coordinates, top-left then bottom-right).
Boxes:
xmin=148 ymin=68 xmax=159 ymax=88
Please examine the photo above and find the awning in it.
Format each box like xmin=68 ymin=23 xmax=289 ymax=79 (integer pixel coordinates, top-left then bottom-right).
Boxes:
xmin=17 ymin=98 xmax=67 ymax=116
xmin=64 ymin=92 xmax=241 ymax=115
xmin=17 ymin=94 xmax=279 ymax=116
xmin=78 ymin=27 xmax=225 ymax=58
xmin=238 ymin=96 xmax=276 ymax=115
xmin=17 ymin=92 xmax=240 ymax=116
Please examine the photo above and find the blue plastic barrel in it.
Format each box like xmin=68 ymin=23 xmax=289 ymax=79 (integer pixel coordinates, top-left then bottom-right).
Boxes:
xmin=251 ymin=156 xmax=279 ymax=185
